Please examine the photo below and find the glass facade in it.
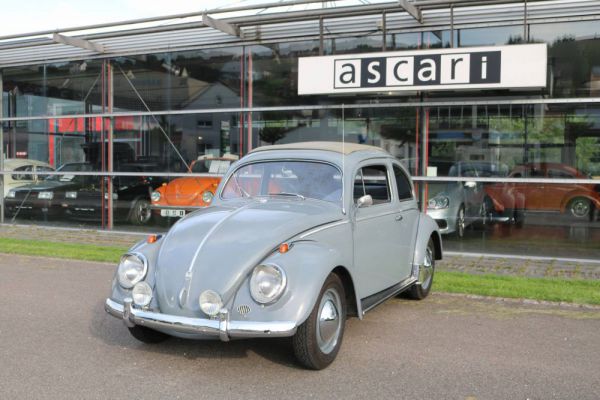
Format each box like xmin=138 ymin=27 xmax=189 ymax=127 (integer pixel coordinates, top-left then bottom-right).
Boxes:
xmin=1 ymin=2 xmax=599 ymax=260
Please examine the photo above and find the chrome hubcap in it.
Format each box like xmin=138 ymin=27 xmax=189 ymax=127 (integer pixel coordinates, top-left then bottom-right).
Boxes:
xmin=419 ymin=247 xmax=434 ymax=290
xmin=139 ymin=202 xmax=151 ymax=223
xmin=316 ymin=289 xmax=342 ymax=354
xmin=571 ymin=200 xmax=590 ymax=218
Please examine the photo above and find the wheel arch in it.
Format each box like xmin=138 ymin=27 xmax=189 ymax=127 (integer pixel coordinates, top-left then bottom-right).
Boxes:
xmin=560 ymin=193 xmax=600 ymax=214
xmin=429 ymin=230 xmax=443 ymax=261
xmin=331 ymin=265 xmax=359 ymax=318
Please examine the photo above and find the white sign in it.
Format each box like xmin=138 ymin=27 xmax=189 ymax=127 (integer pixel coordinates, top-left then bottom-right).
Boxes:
xmin=298 ymin=44 xmax=547 ymax=95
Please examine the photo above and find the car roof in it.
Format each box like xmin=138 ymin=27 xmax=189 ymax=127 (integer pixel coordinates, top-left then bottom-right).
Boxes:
xmin=249 ymin=141 xmax=387 ymax=156
xmin=3 ymin=158 xmax=53 ymax=170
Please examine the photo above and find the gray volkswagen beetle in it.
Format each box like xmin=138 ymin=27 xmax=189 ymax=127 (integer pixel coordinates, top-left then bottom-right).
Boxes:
xmin=105 ymin=142 xmax=442 ymax=369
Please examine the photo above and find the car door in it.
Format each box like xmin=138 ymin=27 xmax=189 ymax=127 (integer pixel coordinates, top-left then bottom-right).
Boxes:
xmin=353 ymin=162 xmax=404 ymax=298
xmin=391 ymin=163 xmax=420 ymax=279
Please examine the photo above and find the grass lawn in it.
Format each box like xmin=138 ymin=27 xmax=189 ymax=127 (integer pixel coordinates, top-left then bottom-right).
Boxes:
xmin=1 ymin=237 xmax=598 ymax=305
xmin=435 ymin=271 xmax=600 ymax=305
xmin=0 ymin=237 xmax=127 ymax=263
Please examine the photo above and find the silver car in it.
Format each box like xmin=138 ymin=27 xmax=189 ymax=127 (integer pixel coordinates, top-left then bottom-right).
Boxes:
xmin=105 ymin=142 xmax=442 ymax=369
xmin=427 ymin=161 xmax=509 ymax=237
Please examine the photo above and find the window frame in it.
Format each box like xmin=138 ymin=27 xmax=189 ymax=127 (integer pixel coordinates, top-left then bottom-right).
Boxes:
xmin=392 ymin=162 xmax=415 ymax=202
xmin=353 ymin=162 xmax=393 ymax=206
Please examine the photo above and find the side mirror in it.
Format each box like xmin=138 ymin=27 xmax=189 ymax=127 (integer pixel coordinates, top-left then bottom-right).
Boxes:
xmin=356 ymin=194 xmax=373 ymax=208
xmin=464 ymin=181 xmax=477 ymax=188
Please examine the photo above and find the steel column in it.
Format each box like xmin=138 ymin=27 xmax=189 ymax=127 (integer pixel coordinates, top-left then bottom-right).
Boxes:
xmin=107 ymin=62 xmax=114 ymax=230
xmin=0 ymin=71 xmax=4 ymax=224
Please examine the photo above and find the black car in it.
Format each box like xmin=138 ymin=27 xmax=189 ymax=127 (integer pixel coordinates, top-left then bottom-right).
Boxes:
xmin=4 ymin=163 xmax=95 ymax=221
xmin=62 ymin=162 xmax=167 ymax=225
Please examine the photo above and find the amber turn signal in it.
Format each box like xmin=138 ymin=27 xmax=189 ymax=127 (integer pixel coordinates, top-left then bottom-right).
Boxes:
xmin=147 ymin=234 xmax=160 ymax=244
xmin=279 ymin=243 xmax=290 ymax=253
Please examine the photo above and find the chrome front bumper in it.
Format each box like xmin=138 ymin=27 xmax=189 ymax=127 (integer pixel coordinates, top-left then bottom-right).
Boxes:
xmin=105 ymin=298 xmax=297 ymax=341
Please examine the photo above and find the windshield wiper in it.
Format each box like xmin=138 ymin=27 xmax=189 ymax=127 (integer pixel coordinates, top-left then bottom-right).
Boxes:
xmin=268 ymin=192 xmax=306 ymax=200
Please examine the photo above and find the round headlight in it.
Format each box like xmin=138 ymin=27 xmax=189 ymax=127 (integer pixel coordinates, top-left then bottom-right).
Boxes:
xmin=199 ymin=290 xmax=223 ymax=316
xmin=117 ymin=253 xmax=148 ymax=289
xmin=250 ymin=264 xmax=287 ymax=304
xmin=151 ymin=191 xmax=161 ymax=202
xmin=132 ymin=281 xmax=153 ymax=307
xmin=201 ymin=190 xmax=214 ymax=204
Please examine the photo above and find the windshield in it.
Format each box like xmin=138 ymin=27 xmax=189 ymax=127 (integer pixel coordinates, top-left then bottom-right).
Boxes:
xmin=45 ymin=163 xmax=96 ymax=182
xmin=192 ymin=159 xmax=232 ymax=174
xmin=221 ymin=161 xmax=342 ymax=205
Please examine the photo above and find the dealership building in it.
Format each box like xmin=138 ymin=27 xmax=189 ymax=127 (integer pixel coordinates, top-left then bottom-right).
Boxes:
xmin=0 ymin=0 xmax=599 ymax=260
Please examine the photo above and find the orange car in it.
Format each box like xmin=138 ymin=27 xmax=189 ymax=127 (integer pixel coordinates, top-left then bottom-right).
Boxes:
xmin=151 ymin=154 xmax=238 ymax=218
xmin=484 ymin=163 xmax=600 ymax=222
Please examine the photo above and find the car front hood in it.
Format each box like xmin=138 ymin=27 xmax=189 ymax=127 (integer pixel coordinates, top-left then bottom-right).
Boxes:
xmin=164 ymin=177 xmax=220 ymax=206
xmin=11 ymin=180 xmax=77 ymax=192
xmin=154 ymin=198 xmax=342 ymax=316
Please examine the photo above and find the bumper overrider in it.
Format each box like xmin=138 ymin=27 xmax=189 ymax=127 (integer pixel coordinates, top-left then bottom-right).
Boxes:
xmin=105 ymin=298 xmax=297 ymax=341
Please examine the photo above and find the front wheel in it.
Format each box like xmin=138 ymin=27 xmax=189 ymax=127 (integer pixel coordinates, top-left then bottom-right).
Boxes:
xmin=292 ymin=273 xmax=346 ymax=370
xmin=455 ymin=205 xmax=466 ymax=238
xmin=406 ymin=238 xmax=435 ymax=300
xmin=129 ymin=199 xmax=152 ymax=225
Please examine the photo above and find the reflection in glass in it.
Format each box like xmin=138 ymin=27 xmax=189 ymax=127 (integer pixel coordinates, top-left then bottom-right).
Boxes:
xmin=222 ymin=161 xmax=342 ymax=205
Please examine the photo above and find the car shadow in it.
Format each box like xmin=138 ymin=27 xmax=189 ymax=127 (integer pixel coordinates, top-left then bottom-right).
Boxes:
xmin=89 ymin=299 xmax=303 ymax=369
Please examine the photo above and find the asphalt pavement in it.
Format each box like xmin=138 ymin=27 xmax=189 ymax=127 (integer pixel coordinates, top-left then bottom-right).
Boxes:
xmin=0 ymin=254 xmax=599 ymax=400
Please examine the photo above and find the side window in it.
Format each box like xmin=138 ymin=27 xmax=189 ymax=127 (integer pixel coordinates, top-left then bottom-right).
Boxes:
xmin=548 ymin=169 xmax=573 ymax=179
xmin=353 ymin=165 xmax=391 ymax=205
xmin=393 ymin=165 xmax=413 ymax=201
xmin=35 ymin=166 xmax=53 ymax=180
xmin=12 ymin=165 xmax=33 ymax=181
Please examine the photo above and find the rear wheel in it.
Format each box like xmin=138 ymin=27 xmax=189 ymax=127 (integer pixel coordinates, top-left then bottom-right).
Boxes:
xmin=292 ymin=273 xmax=346 ymax=370
xmin=567 ymin=197 xmax=592 ymax=220
xmin=128 ymin=326 xmax=169 ymax=344
xmin=406 ymin=238 xmax=435 ymax=300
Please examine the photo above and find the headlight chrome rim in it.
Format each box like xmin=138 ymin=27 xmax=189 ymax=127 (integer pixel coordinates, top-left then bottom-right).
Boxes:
xmin=132 ymin=281 xmax=153 ymax=307
xmin=250 ymin=263 xmax=287 ymax=305
xmin=117 ymin=252 xmax=148 ymax=289
xmin=151 ymin=191 xmax=161 ymax=202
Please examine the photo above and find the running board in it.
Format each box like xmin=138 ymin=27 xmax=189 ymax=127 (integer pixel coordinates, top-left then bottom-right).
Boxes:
xmin=360 ymin=276 xmax=417 ymax=315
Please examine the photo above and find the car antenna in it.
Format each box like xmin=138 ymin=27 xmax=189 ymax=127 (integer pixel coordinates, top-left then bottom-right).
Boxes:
xmin=342 ymin=103 xmax=346 ymax=215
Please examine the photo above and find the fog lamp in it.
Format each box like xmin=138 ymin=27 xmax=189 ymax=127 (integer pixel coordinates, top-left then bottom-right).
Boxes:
xmin=132 ymin=282 xmax=153 ymax=307
xmin=199 ymin=290 xmax=223 ymax=317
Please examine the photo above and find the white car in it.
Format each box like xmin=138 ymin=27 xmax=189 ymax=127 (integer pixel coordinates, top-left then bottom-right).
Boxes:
xmin=1 ymin=159 xmax=54 ymax=197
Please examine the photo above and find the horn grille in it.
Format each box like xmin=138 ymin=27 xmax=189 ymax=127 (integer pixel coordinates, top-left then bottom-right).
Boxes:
xmin=237 ymin=305 xmax=251 ymax=315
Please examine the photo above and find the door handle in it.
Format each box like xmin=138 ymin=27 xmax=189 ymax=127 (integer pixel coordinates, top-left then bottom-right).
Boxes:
xmin=395 ymin=215 xmax=403 ymax=221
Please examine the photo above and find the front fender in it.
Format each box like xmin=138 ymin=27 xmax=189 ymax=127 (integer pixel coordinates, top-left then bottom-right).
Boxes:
xmin=230 ymin=240 xmax=357 ymax=327
xmin=109 ymin=238 xmax=162 ymax=306
xmin=412 ymin=214 xmax=443 ymax=268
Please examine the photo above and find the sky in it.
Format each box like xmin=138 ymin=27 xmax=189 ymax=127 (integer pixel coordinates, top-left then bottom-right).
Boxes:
xmin=0 ymin=0 xmax=245 ymax=37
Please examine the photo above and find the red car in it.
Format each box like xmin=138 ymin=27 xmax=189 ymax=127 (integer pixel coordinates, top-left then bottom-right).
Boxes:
xmin=484 ymin=163 xmax=600 ymax=222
